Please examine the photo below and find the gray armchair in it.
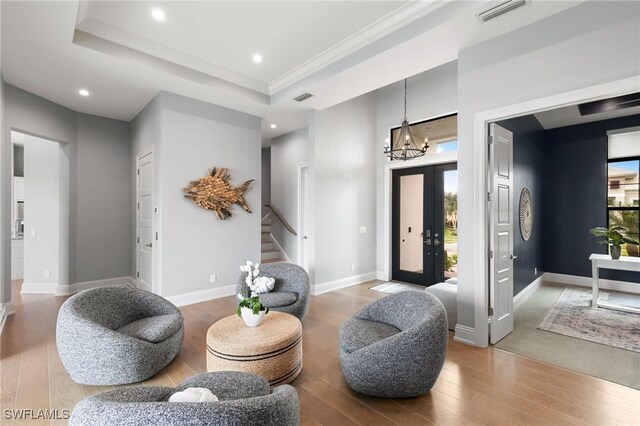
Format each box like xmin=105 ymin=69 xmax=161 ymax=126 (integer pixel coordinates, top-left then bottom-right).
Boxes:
xmin=339 ymin=291 xmax=448 ymax=397
xmin=57 ymin=285 xmax=184 ymax=385
xmin=69 ymin=371 xmax=300 ymax=426
xmin=237 ymin=263 xmax=310 ymax=320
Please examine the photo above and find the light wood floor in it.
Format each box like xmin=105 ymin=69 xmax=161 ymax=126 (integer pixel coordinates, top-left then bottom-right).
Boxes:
xmin=2 ymin=279 xmax=640 ymax=425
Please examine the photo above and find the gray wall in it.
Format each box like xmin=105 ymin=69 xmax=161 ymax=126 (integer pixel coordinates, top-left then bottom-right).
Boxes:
xmin=496 ymin=116 xmax=545 ymax=296
xmin=456 ymin=1 xmax=640 ymax=332
xmin=2 ymin=84 xmax=132 ymax=300
xmin=23 ymin=135 xmax=60 ymax=286
xmin=314 ymin=92 xmax=377 ymax=284
xmin=75 ymin=113 xmax=131 ymax=283
xmin=132 ymin=92 xmax=262 ymax=297
xmin=375 ymin=61 xmax=458 ymax=273
xmin=13 ymin=145 xmax=23 ymax=177
xmin=270 ymin=128 xmax=311 ymax=263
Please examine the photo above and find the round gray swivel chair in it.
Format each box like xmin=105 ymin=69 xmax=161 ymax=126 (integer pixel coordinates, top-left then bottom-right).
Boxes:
xmin=339 ymin=291 xmax=448 ymax=397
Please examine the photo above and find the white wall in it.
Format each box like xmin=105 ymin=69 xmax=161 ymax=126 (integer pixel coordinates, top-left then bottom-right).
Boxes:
xmin=23 ymin=135 xmax=60 ymax=287
xmin=456 ymin=1 xmax=640 ymax=343
xmin=375 ymin=61 xmax=458 ymax=273
xmin=314 ymin=92 xmax=378 ymax=284
xmin=132 ymin=92 xmax=262 ymax=298
xmin=270 ymin=128 xmax=311 ymax=263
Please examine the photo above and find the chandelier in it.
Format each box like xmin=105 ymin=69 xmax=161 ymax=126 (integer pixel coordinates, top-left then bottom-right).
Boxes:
xmin=384 ymin=79 xmax=428 ymax=161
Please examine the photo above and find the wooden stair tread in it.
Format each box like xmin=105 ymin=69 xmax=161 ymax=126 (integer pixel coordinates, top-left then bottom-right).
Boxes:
xmin=262 ymin=258 xmax=286 ymax=264
xmin=262 ymin=249 xmax=281 ymax=253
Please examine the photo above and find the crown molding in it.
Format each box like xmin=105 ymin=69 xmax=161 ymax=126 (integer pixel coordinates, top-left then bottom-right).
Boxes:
xmin=268 ymin=0 xmax=451 ymax=94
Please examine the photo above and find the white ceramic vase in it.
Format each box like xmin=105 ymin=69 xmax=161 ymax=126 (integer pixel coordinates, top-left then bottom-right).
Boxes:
xmin=240 ymin=307 xmax=265 ymax=327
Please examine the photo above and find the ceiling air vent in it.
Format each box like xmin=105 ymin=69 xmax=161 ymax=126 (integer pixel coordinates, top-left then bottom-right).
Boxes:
xmin=477 ymin=0 xmax=526 ymax=22
xmin=293 ymin=93 xmax=313 ymax=102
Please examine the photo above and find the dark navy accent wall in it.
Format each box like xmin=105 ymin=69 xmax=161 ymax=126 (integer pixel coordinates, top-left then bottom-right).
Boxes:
xmin=544 ymin=115 xmax=640 ymax=283
xmin=497 ymin=116 xmax=546 ymax=295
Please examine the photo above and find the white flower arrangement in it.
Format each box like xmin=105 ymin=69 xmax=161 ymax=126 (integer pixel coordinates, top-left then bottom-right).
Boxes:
xmin=239 ymin=260 xmax=275 ymax=298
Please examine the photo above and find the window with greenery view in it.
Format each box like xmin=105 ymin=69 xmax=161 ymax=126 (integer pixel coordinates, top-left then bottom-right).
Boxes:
xmin=607 ymin=129 xmax=640 ymax=257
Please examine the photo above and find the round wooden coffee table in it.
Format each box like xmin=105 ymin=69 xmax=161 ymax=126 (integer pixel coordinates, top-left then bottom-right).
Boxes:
xmin=206 ymin=311 xmax=302 ymax=386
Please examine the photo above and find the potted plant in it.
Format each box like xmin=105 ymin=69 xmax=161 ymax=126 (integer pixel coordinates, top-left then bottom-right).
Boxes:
xmin=589 ymin=226 xmax=639 ymax=260
xmin=236 ymin=261 xmax=269 ymax=327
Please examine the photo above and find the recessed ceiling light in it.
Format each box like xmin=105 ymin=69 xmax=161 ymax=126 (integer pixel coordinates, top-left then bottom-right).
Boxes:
xmin=270 ymin=124 xmax=277 ymax=129
xmin=252 ymin=54 xmax=263 ymax=64
xmin=78 ymin=89 xmax=90 ymax=97
xmin=152 ymin=8 xmax=166 ymax=21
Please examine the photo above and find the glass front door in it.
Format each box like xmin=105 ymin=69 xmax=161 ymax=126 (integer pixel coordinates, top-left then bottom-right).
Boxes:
xmin=392 ymin=163 xmax=457 ymax=286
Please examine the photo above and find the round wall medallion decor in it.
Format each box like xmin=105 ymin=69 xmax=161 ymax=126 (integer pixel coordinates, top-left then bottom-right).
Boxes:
xmin=519 ymin=188 xmax=533 ymax=241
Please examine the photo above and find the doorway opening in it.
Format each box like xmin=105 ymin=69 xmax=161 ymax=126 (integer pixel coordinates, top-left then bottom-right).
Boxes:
xmin=483 ymin=90 xmax=640 ymax=390
xmin=10 ymin=130 xmax=70 ymax=297
xmin=136 ymin=148 xmax=155 ymax=294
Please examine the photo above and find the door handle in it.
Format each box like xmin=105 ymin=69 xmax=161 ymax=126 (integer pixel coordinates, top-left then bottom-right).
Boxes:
xmin=145 ymin=243 xmax=153 ymax=248
xmin=433 ymin=239 xmax=441 ymax=246
xmin=303 ymin=236 xmax=308 ymax=240
xmin=510 ymin=254 xmax=517 ymax=259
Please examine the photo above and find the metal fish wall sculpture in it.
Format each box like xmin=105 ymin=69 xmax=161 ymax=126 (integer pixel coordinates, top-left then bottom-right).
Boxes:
xmin=183 ymin=167 xmax=253 ymax=220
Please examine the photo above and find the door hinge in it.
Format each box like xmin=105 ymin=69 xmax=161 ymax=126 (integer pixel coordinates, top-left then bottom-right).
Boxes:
xmin=489 ymin=250 xmax=494 ymax=259
xmin=137 ymin=169 xmax=140 ymax=176
xmin=136 ymin=271 xmax=140 ymax=278
xmin=488 ymin=306 xmax=494 ymax=323
xmin=155 ymin=232 xmax=158 ymax=241
xmin=137 ymin=237 xmax=139 ymax=244
xmin=488 ymin=135 xmax=494 ymax=145
xmin=137 ymin=202 xmax=140 ymax=210
xmin=487 ymin=192 xmax=493 ymax=202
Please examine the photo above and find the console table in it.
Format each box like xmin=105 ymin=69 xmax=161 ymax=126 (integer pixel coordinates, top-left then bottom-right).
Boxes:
xmin=590 ymin=254 xmax=640 ymax=314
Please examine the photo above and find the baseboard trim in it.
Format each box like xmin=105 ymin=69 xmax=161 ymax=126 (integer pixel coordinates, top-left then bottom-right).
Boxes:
xmin=21 ymin=282 xmax=59 ymax=294
xmin=376 ymin=271 xmax=387 ymax=281
xmin=0 ymin=302 xmax=16 ymax=335
xmin=136 ymin=279 xmax=152 ymax=293
xmin=55 ymin=276 xmax=134 ymax=296
xmin=166 ymin=285 xmax=236 ymax=307
xmin=313 ymin=271 xmax=378 ymax=296
xmin=513 ymin=274 xmax=545 ymax=311
xmin=544 ymin=272 xmax=640 ymax=294
xmin=454 ymin=324 xmax=476 ymax=346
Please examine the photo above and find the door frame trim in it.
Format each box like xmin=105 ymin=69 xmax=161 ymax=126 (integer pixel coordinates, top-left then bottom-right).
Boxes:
xmin=469 ymin=76 xmax=639 ymax=347
xmin=297 ymin=162 xmax=310 ymax=272
xmin=383 ymin=151 xmax=458 ymax=282
xmin=135 ymin=147 xmax=156 ymax=294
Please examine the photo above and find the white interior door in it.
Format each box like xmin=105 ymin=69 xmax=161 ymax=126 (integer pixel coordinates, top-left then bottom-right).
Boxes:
xmin=298 ymin=165 xmax=311 ymax=272
xmin=489 ymin=123 xmax=514 ymax=344
xmin=137 ymin=149 xmax=154 ymax=292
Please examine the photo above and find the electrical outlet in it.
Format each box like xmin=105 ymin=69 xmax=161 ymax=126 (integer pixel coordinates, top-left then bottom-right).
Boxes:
xmin=44 ymin=270 xmax=50 ymax=279
xmin=31 ymin=228 xmax=37 ymax=237
xmin=351 ymin=264 xmax=356 ymax=272
xmin=534 ymin=267 xmax=538 ymax=276
xmin=210 ymin=274 xmax=217 ymax=283
xmin=359 ymin=226 xmax=367 ymax=234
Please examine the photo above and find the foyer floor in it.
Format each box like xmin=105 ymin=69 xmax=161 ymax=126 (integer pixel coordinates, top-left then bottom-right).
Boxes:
xmin=495 ymin=282 xmax=640 ymax=390
xmin=2 ymin=279 xmax=640 ymax=425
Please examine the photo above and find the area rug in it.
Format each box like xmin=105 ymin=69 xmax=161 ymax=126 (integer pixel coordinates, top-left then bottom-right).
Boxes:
xmin=369 ymin=282 xmax=422 ymax=294
xmin=538 ymin=286 xmax=640 ymax=353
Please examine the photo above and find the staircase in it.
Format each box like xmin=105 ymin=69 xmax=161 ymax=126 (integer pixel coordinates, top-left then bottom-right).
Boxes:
xmin=261 ymin=216 xmax=286 ymax=264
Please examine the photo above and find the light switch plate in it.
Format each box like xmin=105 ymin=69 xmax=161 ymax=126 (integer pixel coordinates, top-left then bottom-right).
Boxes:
xmin=31 ymin=228 xmax=37 ymax=237
xmin=359 ymin=226 xmax=367 ymax=234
